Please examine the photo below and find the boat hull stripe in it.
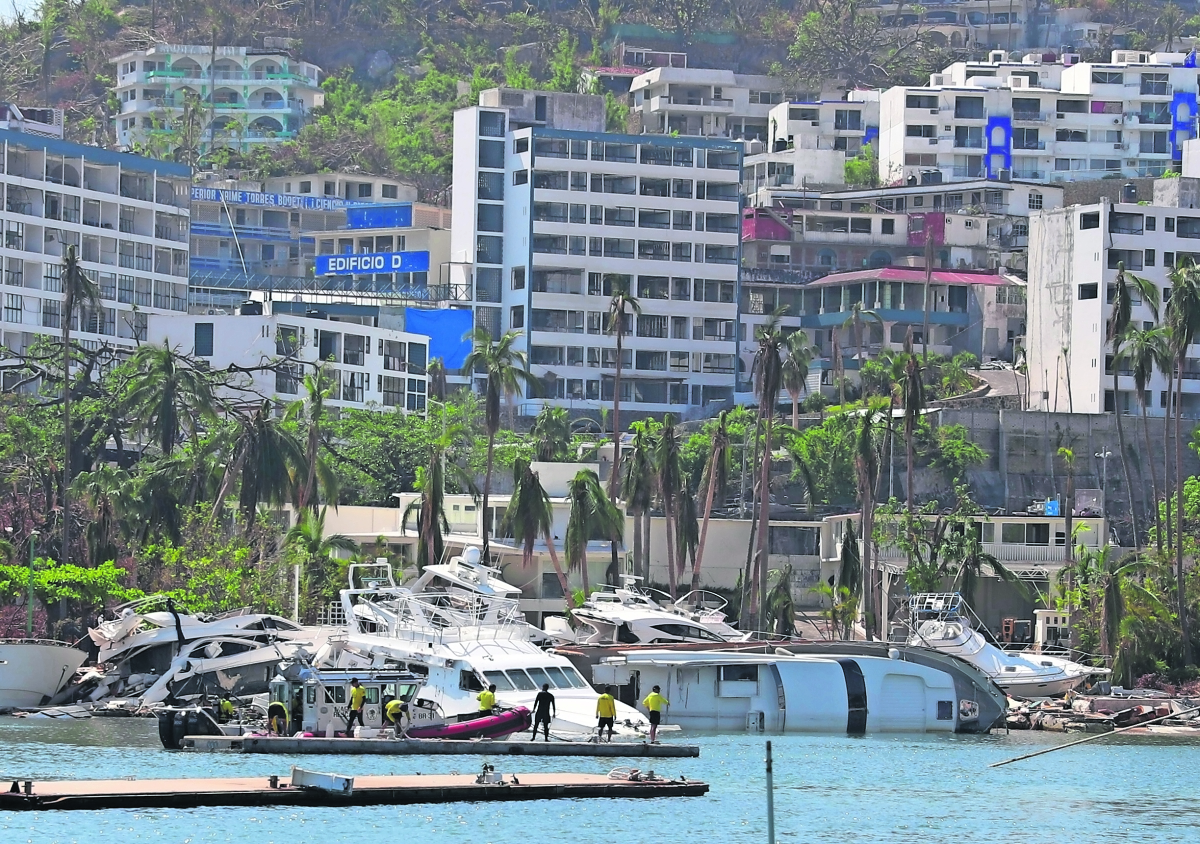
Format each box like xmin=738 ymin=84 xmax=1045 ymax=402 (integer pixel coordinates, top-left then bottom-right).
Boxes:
xmin=835 ymin=658 xmax=868 ymax=735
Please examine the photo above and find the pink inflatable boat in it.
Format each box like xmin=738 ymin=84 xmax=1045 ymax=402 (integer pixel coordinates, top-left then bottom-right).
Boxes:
xmin=405 ymin=707 xmax=533 ymax=740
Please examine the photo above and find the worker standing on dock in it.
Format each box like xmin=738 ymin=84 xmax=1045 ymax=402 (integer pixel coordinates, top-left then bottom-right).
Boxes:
xmin=596 ymin=686 xmax=617 ymax=742
xmin=478 ymin=684 xmax=497 ymax=717
xmin=531 ymin=683 xmax=556 ymax=741
xmin=267 ymin=700 xmax=289 ymax=736
xmin=385 ymin=697 xmax=409 ymax=735
xmin=347 ymin=679 xmax=367 ymax=733
xmin=642 ymin=686 xmax=669 ymax=744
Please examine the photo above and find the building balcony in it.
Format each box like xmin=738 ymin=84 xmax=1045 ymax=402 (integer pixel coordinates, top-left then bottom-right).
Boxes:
xmin=1012 ymin=111 xmax=1051 ymax=123
xmin=649 ymin=95 xmax=735 ymax=113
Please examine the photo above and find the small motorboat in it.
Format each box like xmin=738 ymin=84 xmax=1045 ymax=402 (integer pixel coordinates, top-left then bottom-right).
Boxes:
xmin=405 ymin=706 xmax=532 ymax=740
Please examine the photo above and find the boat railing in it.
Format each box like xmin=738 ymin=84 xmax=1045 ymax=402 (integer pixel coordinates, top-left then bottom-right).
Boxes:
xmin=342 ymin=587 xmax=533 ymax=644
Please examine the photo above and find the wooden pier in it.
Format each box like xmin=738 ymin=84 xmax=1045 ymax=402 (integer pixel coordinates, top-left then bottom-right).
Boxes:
xmin=0 ymin=771 xmax=708 ymax=811
xmin=182 ymin=735 xmax=700 ymax=758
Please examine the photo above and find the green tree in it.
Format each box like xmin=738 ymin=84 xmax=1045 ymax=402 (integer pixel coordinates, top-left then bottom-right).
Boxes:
xmin=286 ymin=507 xmax=357 ymax=620
xmin=123 ymin=342 xmax=219 ymax=457
xmin=844 ymin=143 xmax=880 ymax=188
xmin=655 ymin=415 xmax=684 ymax=599
xmin=1122 ymin=324 xmax=1172 ymax=552
xmin=622 ymin=420 xmax=657 ymax=582
xmin=692 ymin=410 xmax=729 ymax=593
xmin=462 ymin=327 xmax=534 ymax=563
xmin=502 ymin=458 xmax=570 ymax=601
xmin=288 ymin=366 xmax=339 ymax=511
xmin=782 ymin=330 xmax=816 ymax=429
xmin=547 ymin=32 xmax=580 ymax=92
xmin=215 ymin=401 xmax=304 ymax=525
xmin=606 ymin=277 xmax=641 ymax=499
xmin=764 ymin=564 xmax=797 ymax=636
xmin=531 ymin=405 xmax=571 ymax=462
xmin=747 ymin=312 xmax=786 ymax=629
xmin=565 ymin=468 xmax=621 ymax=597
xmin=1108 ymin=262 xmax=1160 ymax=550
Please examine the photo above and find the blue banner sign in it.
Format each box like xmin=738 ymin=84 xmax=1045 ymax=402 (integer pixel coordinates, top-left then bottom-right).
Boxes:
xmin=346 ymin=204 xmax=413 ymax=230
xmin=190 ymin=186 xmax=358 ymax=211
xmin=316 ymin=251 xmax=431 ymax=276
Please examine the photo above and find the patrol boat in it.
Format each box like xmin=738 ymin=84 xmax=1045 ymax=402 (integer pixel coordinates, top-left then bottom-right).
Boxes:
xmin=324 ymin=561 xmax=651 ymax=737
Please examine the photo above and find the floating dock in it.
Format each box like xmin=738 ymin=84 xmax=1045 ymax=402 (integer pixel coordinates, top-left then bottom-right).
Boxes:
xmin=0 ymin=771 xmax=708 ymax=811
xmin=181 ymin=735 xmax=699 ymax=758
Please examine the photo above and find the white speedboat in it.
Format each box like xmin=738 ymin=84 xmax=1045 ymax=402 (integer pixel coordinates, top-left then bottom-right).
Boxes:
xmin=598 ymin=647 xmax=1004 ymax=733
xmin=906 ymin=593 xmax=1106 ymax=698
xmin=547 ymin=576 xmax=746 ymax=646
xmin=0 ymin=639 xmax=88 ymax=708
xmin=327 ymin=562 xmax=651 ymax=737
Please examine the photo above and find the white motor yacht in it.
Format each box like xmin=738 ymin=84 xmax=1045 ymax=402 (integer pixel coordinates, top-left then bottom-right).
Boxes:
xmin=597 ymin=647 xmax=1006 ymax=733
xmin=0 ymin=639 xmax=88 ymax=708
xmin=546 ymin=576 xmax=746 ymax=646
xmin=328 ymin=562 xmax=652 ymax=737
xmin=905 ymin=593 xmax=1106 ymax=698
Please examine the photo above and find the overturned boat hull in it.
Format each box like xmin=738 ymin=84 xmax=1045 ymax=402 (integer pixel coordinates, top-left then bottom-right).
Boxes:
xmin=0 ymin=640 xmax=88 ymax=709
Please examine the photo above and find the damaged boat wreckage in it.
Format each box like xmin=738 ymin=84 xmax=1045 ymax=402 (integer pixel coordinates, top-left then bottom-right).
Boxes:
xmin=48 ymin=596 xmax=327 ymax=708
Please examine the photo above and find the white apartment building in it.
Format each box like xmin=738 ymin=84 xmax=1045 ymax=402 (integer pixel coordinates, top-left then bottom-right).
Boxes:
xmin=0 ymin=128 xmax=190 ymax=355
xmin=451 ymin=89 xmax=742 ymax=417
xmin=879 ymin=50 xmax=1198 ymax=186
xmin=1027 ymin=180 xmax=1200 ymax=416
xmin=264 ymin=173 xmax=419 ymax=204
xmin=741 ymin=94 xmax=882 ymax=190
xmin=0 ymin=105 xmax=63 ymax=139
xmin=145 ymin=306 xmax=430 ymax=412
xmin=629 ymin=68 xmax=825 ymax=140
xmin=112 ymin=45 xmax=323 ymax=151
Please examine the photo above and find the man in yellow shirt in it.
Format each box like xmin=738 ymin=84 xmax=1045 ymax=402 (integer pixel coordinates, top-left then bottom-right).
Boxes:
xmin=595 ymin=685 xmax=617 ymax=742
xmin=477 ymin=683 xmax=497 ymax=717
xmin=346 ymin=678 xmax=367 ymax=733
xmin=642 ymin=685 xmax=669 ymax=743
xmin=385 ymin=697 xmax=409 ymax=735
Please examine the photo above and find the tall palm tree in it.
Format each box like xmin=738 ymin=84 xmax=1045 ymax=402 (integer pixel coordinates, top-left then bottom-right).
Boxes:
xmin=782 ymin=330 xmax=816 ymax=429
xmin=654 ymin=414 xmax=683 ymax=600
xmin=214 ymin=400 xmax=304 ymax=526
xmin=1122 ymin=325 xmax=1172 ymax=553
xmin=837 ymin=520 xmax=861 ymax=605
xmin=565 ymin=468 xmax=622 ymax=598
xmin=61 ymin=245 xmax=101 ymax=564
xmin=901 ymin=330 xmax=924 ymax=511
xmin=286 ymin=507 xmax=357 ymax=620
xmin=622 ymin=421 xmax=656 ymax=582
xmin=462 ymin=327 xmax=534 ymax=564
xmin=876 ymin=350 xmax=909 ymax=501
xmin=124 ymin=342 xmax=219 ymax=457
xmin=1058 ymin=447 xmax=1076 ymax=568
xmin=1164 ymin=263 xmax=1200 ymax=664
xmin=1107 ymin=262 xmax=1160 ymax=550
xmin=605 ymin=277 xmax=640 ymax=499
xmin=530 ymin=405 xmax=571 ymax=462
xmin=841 ymin=301 xmax=883 ymax=391
xmin=749 ymin=313 xmax=786 ymax=629
xmin=503 ymin=458 xmax=570 ymax=601
xmin=401 ymin=430 xmax=476 ymax=571
xmin=854 ymin=400 xmax=884 ymax=639
xmin=72 ymin=465 xmax=134 ymax=567
xmin=692 ymin=410 xmax=729 ymax=593
xmin=831 ymin=334 xmax=846 ymax=406
xmin=288 ymin=366 xmax=338 ymax=512
xmin=675 ymin=483 xmax=699 ymax=597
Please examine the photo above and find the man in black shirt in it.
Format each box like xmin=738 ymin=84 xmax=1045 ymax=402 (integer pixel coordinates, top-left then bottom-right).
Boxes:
xmin=530 ymin=683 xmax=555 ymax=741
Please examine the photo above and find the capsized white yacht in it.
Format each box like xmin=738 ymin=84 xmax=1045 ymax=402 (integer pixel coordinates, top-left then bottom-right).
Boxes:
xmin=905 ymin=593 xmax=1106 ymax=698
xmin=594 ymin=646 xmax=1007 ymax=733
xmin=0 ymin=639 xmax=88 ymax=708
xmin=545 ymin=576 xmax=747 ymax=646
xmin=327 ymin=561 xmax=652 ymax=737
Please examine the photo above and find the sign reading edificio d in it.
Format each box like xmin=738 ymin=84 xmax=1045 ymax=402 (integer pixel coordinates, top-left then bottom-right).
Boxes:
xmin=316 ymin=251 xmax=431 ymax=276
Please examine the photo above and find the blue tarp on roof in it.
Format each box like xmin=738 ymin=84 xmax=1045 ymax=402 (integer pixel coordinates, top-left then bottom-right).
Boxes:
xmin=405 ymin=308 xmax=473 ymax=369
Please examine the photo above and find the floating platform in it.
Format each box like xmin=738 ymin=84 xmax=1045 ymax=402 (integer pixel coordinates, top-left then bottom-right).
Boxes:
xmin=0 ymin=771 xmax=708 ymax=811
xmin=181 ymin=735 xmax=699 ymax=758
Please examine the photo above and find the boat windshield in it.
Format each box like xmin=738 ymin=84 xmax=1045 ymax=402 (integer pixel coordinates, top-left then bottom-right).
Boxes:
xmin=526 ymin=667 xmax=552 ymax=688
xmin=484 ymin=671 xmax=515 ymax=691
xmin=506 ymin=670 xmax=538 ymax=691
xmin=543 ymin=666 xmax=570 ymax=688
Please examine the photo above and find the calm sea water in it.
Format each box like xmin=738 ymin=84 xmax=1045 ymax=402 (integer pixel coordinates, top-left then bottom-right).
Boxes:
xmin=1 ymin=717 xmax=1198 ymax=843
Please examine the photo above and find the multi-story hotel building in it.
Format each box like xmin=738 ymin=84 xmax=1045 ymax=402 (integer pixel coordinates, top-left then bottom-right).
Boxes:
xmin=450 ymin=89 xmax=743 ymax=417
xmin=111 ymin=45 xmax=323 ymax=151
xmin=0 ymin=128 xmax=190 ymax=355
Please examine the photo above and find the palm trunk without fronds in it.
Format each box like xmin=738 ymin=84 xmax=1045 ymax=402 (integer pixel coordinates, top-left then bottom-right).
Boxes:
xmin=664 ymin=503 xmax=678 ymax=601
xmin=1142 ymin=403 xmax=1163 ymax=554
xmin=62 ymin=309 xmax=72 ymax=565
xmin=757 ymin=416 xmax=773 ymax=632
xmin=1175 ymin=361 xmax=1193 ymax=663
xmin=544 ymin=532 xmax=571 ymax=604
xmin=481 ymin=429 xmax=496 ymax=563
xmin=878 ymin=395 xmax=895 ymax=501
xmin=642 ymin=510 xmax=651 ymax=582
xmin=791 ymin=392 xmax=799 ymax=430
xmin=1112 ymin=346 xmax=1139 ymax=549
xmin=693 ymin=436 xmax=722 ymax=594
xmin=609 ymin=326 xmax=624 ymax=501
xmin=741 ymin=417 xmax=763 ymax=629
xmin=631 ymin=507 xmax=643 ymax=586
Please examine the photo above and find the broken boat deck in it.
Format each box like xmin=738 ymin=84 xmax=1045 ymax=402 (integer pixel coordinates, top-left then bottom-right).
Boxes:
xmin=182 ymin=735 xmax=700 ymax=758
xmin=0 ymin=771 xmax=707 ymax=811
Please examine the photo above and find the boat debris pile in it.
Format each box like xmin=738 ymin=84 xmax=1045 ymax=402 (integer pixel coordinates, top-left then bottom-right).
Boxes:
xmin=1005 ymin=690 xmax=1200 ymax=733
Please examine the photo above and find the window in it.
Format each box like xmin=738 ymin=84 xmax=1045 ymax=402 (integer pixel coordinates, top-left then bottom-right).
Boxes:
xmin=478 ymin=139 xmax=504 ymax=169
xmin=1078 ymin=283 xmax=1099 ymax=300
xmin=382 ymin=184 xmax=398 ymax=199
xmin=1092 ymin=71 xmax=1123 ymax=84
xmin=4 ymin=294 xmax=22 ymax=323
xmin=881 ymin=219 xmax=895 ymax=235
xmin=1146 ymin=249 xmax=1156 ymax=267
xmin=194 ymin=322 xmax=214 ymax=357
xmin=357 ymin=183 xmax=373 ymax=198
xmin=906 ymin=124 xmax=936 ymax=137
xmin=382 ymin=376 xmax=404 ymax=407
xmin=1080 ymin=212 xmax=1100 ymax=229
xmin=478 ymin=171 xmax=504 ymax=201
xmin=513 ymin=170 xmax=528 ymax=186
xmin=850 ymin=218 xmax=871 ymax=234
xmin=1028 ymin=192 xmax=1043 ymax=210
xmin=477 ymin=204 xmax=504 ymax=231
xmin=1166 ymin=217 xmax=1176 ymax=232
xmin=510 ymin=306 xmax=524 ymax=329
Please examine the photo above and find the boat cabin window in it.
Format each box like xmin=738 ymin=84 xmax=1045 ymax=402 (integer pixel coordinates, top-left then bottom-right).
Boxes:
xmin=484 ymin=671 xmax=516 ymax=691
xmin=562 ymin=667 xmax=587 ymax=688
xmin=364 ymin=687 xmax=380 ymax=704
xmin=721 ymin=664 xmax=758 ymax=682
xmin=306 ymin=686 xmax=317 ymax=704
xmin=324 ymin=686 xmax=347 ymax=704
xmin=506 ymin=670 xmax=538 ymax=691
xmin=543 ymin=666 xmax=570 ymax=688
xmin=526 ymin=667 xmax=552 ymax=688
xmin=650 ymin=623 xmax=724 ymax=641
xmin=459 ymin=670 xmax=483 ymax=692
